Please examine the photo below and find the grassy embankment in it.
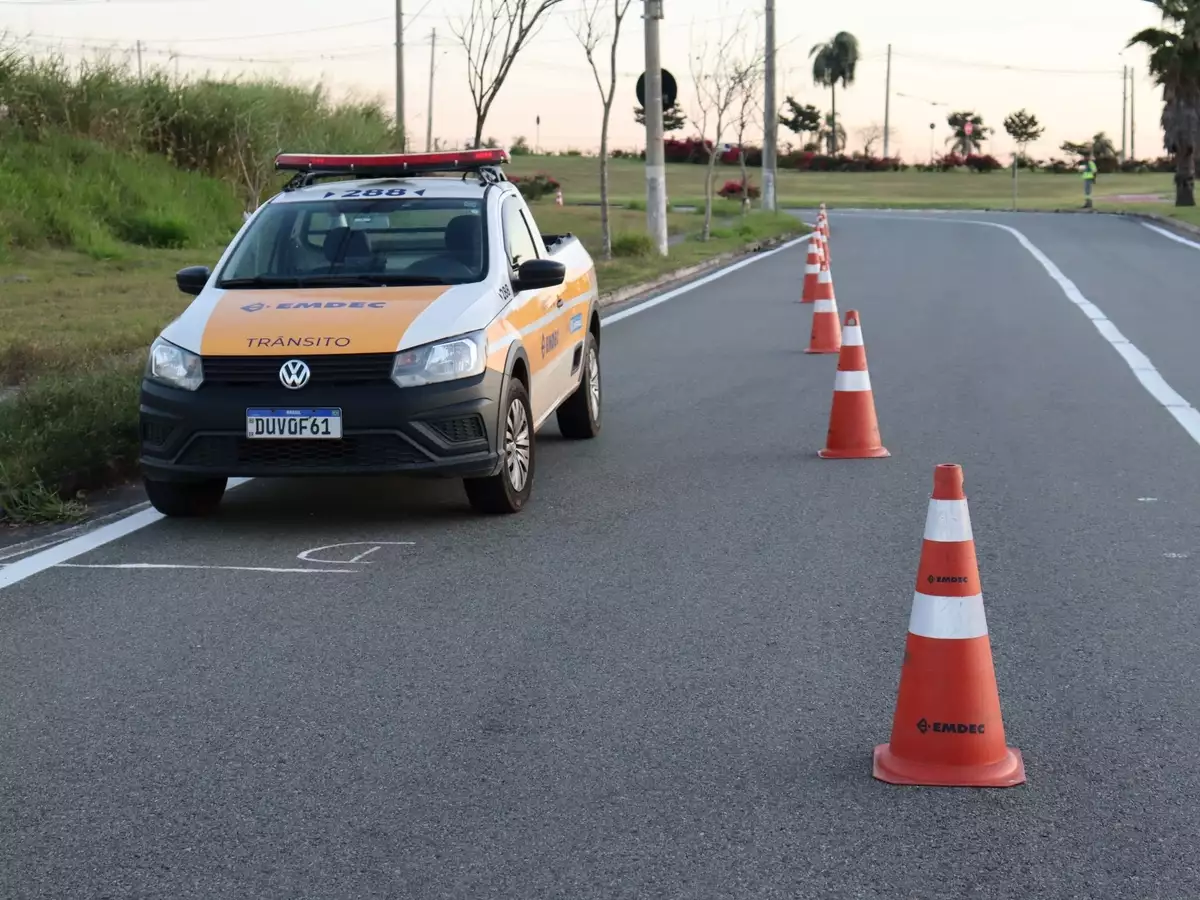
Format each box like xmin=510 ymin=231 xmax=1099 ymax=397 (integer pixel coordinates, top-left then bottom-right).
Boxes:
xmin=0 ymin=50 xmax=801 ymax=522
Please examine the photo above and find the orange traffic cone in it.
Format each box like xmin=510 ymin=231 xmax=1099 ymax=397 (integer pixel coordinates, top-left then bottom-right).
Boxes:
xmin=818 ymin=210 xmax=831 ymax=263
xmin=804 ymin=253 xmax=841 ymax=354
xmin=873 ymin=463 xmax=1026 ymax=788
xmin=800 ymin=236 xmax=824 ymax=303
xmin=819 ymin=310 xmax=889 ymax=458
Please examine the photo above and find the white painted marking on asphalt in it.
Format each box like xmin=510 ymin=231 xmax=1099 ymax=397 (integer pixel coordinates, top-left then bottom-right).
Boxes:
xmin=600 ymin=234 xmax=813 ymax=326
xmin=1140 ymin=221 xmax=1200 ymax=250
xmin=0 ymin=477 xmax=254 ymax=591
xmin=1138 ymin=497 xmax=1158 ymax=502
xmin=1 ymin=234 xmax=815 ymax=593
xmin=56 ymin=563 xmax=356 ymax=574
xmin=0 ymin=533 xmax=75 ymax=563
xmin=296 ymin=541 xmax=414 ymax=564
xmin=1163 ymin=552 xmax=1190 ymax=559
xmin=834 ymin=212 xmax=1200 ymax=451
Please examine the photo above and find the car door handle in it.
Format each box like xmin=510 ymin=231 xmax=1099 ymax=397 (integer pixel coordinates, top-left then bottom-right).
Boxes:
xmin=556 ymin=297 xmax=564 ymax=308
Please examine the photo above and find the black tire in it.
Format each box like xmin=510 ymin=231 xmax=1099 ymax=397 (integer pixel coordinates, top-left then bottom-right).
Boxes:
xmin=555 ymin=331 xmax=601 ymax=440
xmin=464 ymin=376 xmax=535 ymax=514
xmin=143 ymin=476 xmax=227 ymax=517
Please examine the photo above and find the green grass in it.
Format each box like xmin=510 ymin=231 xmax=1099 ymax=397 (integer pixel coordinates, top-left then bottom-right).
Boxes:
xmin=0 ymin=132 xmax=243 ymax=257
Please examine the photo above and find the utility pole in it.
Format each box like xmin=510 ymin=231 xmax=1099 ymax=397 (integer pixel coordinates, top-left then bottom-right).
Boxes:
xmin=762 ymin=0 xmax=777 ymax=211
xmin=1121 ymin=65 xmax=1128 ymax=162
xmin=136 ymin=40 xmax=143 ymax=79
xmin=883 ymin=44 xmax=892 ymax=158
xmin=425 ymin=28 xmax=436 ymax=151
xmin=1130 ymin=68 xmax=1136 ymax=161
xmin=396 ymin=0 xmax=406 ymax=150
xmin=643 ymin=0 xmax=668 ymax=256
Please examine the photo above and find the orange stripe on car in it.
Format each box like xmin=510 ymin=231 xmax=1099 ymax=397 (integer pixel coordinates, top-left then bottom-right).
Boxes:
xmin=200 ymin=286 xmax=451 ymax=356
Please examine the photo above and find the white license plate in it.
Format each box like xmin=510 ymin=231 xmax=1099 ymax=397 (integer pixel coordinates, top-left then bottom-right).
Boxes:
xmin=246 ymin=408 xmax=343 ymax=439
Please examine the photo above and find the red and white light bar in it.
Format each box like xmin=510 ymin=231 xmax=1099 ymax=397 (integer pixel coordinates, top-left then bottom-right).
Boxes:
xmin=275 ymin=148 xmax=510 ymax=174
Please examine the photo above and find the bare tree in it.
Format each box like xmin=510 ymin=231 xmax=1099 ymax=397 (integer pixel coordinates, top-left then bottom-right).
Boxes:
xmin=730 ymin=56 xmax=763 ymax=216
xmin=573 ymin=0 xmax=634 ymax=260
xmin=452 ymin=0 xmax=567 ymax=148
xmin=689 ymin=15 xmax=763 ymax=239
xmin=857 ymin=123 xmax=884 ymax=157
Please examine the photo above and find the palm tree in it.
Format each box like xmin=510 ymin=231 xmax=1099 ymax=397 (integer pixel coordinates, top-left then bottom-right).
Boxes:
xmin=1128 ymin=0 xmax=1200 ymax=206
xmin=810 ymin=32 xmax=859 ymax=155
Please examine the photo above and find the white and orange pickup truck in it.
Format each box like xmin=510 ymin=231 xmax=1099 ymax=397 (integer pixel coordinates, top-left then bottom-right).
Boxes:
xmin=139 ymin=148 xmax=601 ymax=516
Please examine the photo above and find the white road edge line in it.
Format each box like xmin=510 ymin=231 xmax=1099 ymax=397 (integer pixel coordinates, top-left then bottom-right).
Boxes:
xmin=56 ymin=563 xmax=357 ymax=574
xmin=0 ymin=236 xmax=813 ymax=593
xmin=601 ymin=234 xmax=813 ymax=326
xmin=846 ymin=212 xmax=1200 ymax=449
xmin=1140 ymin=220 xmax=1200 ymax=251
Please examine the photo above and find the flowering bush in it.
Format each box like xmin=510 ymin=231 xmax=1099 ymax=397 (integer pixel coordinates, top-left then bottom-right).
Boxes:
xmin=509 ymin=173 xmax=560 ymax=201
xmin=717 ymin=180 xmax=761 ymax=200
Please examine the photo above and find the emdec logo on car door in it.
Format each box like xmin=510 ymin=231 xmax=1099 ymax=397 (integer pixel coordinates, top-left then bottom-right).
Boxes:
xmin=541 ymin=329 xmax=560 ymax=358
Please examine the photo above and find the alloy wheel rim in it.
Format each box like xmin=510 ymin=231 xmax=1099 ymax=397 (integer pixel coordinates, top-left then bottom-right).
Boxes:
xmin=504 ymin=398 xmax=531 ymax=492
xmin=586 ymin=347 xmax=600 ymax=421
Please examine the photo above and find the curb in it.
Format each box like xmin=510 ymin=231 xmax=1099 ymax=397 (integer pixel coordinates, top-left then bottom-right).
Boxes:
xmin=596 ymin=231 xmax=807 ymax=310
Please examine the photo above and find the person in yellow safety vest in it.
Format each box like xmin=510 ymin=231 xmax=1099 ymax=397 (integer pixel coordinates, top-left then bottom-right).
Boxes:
xmin=1079 ymin=151 xmax=1098 ymax=209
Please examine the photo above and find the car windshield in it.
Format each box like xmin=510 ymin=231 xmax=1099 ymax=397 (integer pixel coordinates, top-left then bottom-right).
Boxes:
xmin=217 ymin=195 xmax=487 ymax=288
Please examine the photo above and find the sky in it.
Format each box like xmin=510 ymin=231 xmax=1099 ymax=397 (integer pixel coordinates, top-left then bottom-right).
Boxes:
xmin=1 ymin=0 xmax=1172 ymax=162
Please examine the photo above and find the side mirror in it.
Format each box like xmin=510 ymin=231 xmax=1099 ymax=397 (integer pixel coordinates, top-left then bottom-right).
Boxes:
xmin=176 ymin=265 xmax=211 ymax=296
xmin=513 ymin=258 xmax=566 ymax=292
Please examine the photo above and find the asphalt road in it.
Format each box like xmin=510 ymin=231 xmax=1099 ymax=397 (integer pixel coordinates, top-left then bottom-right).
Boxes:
xmin=4 ymin=212 xmax=1200 ymax=899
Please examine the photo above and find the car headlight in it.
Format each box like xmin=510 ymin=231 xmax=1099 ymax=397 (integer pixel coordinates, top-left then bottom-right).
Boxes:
xmin=146 ymin=336 xmax=203 ymax=391
xmin=392 ymin=332 xmax=486 ymax=388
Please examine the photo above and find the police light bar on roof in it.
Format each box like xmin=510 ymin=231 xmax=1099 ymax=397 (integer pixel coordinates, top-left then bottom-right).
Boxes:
xmin=274 ymin=148 xmax=510 ymax=174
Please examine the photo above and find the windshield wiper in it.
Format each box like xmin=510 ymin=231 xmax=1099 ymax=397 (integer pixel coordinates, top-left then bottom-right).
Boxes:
xmin=218 ymin=273 xmax=448 ymax=289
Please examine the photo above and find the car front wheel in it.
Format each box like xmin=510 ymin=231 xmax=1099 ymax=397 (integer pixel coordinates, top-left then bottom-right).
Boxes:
xmin=144 ymin=476 xmax=227 ymax=517
xmin=464 ymin=376 xmax=534 ymax=514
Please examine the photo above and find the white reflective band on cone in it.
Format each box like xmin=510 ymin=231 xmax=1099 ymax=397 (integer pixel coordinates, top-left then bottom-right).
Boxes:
xmin=814 ymin=299 xmax=836 ymax=313
xmin=908 ymin=592 xmax=989 ymax=639
xmin=842 ymin=325 xmax=863 ymax=346
xmin=806 ymin=263 xmax=819 ymax=273
xmin=923 ymin=499 xmax=974 ymax=542
xmin=834 ymin=369 xmax=871 ymax=392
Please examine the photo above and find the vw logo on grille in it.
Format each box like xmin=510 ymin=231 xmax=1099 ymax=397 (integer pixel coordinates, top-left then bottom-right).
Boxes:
xmin=279 ymin=359 xmax=311 ymax=389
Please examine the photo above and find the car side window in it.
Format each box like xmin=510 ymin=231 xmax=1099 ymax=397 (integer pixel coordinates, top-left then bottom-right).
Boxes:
xmin=503 ymin=197 xmax=540 ymax=270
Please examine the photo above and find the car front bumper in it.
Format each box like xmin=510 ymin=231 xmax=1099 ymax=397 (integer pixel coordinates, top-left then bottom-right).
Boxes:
xmin=139 ymin=369 xmax=505 ymax=481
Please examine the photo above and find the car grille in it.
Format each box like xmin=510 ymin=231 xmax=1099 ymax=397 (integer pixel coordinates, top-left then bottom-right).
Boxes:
xmin=428 ymin=414 xmax=486 ymax=443
xmin=177 ymin=434 xmax=428 ymax=469
xmin=202 ymin=354 xmax=396 ymax=387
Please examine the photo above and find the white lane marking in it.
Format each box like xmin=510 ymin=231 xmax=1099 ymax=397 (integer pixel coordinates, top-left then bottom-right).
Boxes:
xmin=1141 ymin=221 xmax=1200 ymax=250
xmin=0 ymin=478 xmax=255 ymax=591
xmin=600 ymin=234 xmax=813 ymax=326
xmin=56 ymin=563 xmax=356 ymax=574
xmin=295 ymin=541 xmax=414 ymax=564
xmin=971 ymin=219 xmax=1200 ymax=447
xmin=1163 ymin=552 xmax=1190 ymax=559
xmin=1 ymin=237 xmax=816 ymax=593
xmin=835 ymin=213 xmax=1200 ymax=450
xmin=0 ymin=533 xmax=75 ymax=563
xmin=1138 ymin=497 xmax=1158 ymax=502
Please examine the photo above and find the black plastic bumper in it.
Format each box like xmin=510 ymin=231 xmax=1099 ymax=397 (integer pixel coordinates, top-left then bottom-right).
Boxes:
xmin=138 ymin=369 xmax=505 ymax=481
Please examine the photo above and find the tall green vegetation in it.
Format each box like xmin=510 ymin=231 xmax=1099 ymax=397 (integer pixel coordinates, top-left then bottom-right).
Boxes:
xmin=1128 ymin=0 xmax=1200 ymax=206
xmin=809 ymin=32 xmax=858 ymax=155
xmin=0 ymin=43 xmax=399 ymax=206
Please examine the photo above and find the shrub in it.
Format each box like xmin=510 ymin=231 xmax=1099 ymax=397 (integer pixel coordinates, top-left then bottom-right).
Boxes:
xmin=717 ymin=179 xmax=760 ymax=200
xmin=780 ymin=151 xmax=903 ymax=172
xmin=508 ymin=173 xmax=560 ymax=202
xmin=611 ymin=233 xmax=654 ymax=258
xmin=0 ymin=362 xmax=142 ymax=521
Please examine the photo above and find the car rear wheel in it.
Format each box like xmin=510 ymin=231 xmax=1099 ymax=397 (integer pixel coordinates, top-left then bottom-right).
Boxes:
xmin=464 ymin=377 xmax=534 ymax=514
xmin=144 ymin=476 xmax=227 ymax=517
xmin=555 ymin=331 xmax=601 ymax=440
